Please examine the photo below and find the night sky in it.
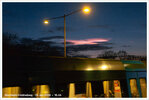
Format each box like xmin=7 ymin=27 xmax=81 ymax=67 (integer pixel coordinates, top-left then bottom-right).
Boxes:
xmin=3 ymin=3 xmax=146 ymax=57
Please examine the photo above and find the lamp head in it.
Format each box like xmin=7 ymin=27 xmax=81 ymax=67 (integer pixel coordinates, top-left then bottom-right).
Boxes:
xmin=82 ymin=6 xmax=91 ymax=14
xmin=43 ymin=20 xmax=49 ymax=24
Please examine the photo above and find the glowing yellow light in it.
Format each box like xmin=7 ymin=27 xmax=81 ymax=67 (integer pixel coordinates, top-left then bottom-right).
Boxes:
xmin=84 ymin=9 xmax=89 ymax=12
xmin=44 ymin=20 xmax=49 ymax=24
xmin=34 ymin=85 xmax=50 ymax=98
xmin=86 ymin=68 xmax=93 ymax=71
xmin=83 ymin=6 xmax=91 ymax=14
xmin=3 ymin=87 xmax=21 ymax=98
xmin=101 ymin=65 xmax=107 ymax=70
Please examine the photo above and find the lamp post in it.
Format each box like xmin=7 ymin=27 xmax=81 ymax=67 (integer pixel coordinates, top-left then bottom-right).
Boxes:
xmin=64 ymin=14 xmax=66 ymax=57
xmin=44 ymin=6 xmax=91 ymax=58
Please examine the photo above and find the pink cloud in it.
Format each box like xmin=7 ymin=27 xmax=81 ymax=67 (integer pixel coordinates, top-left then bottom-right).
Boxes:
xmin=67 ymin=38 xmax=110 ymax=45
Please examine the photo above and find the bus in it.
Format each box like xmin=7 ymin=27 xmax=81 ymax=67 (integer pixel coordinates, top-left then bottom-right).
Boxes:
xmin=3 ymin=56 xmax=147 ymax=98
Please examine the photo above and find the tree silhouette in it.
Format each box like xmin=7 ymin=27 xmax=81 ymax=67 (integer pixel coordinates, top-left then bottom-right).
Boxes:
xmin=3 ymin=32 xmax=63 ymax=56
xmin=117 ymin=50 xmax=127 ymax=60
xmin=97 ymin=50 xmax=117 ymax=59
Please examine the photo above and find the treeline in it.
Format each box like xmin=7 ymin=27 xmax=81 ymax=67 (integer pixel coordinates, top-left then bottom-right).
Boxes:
xmin=3 ymin=32 xmax=63 ymax=56
xmin=97 ymin=50 xmax=146 ymax=61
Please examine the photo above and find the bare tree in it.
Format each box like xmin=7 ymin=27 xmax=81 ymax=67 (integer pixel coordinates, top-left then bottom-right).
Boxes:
xmin=97 ymin=50 xmax=117 ymax=59
xmin=3 ymin=32 xmax=18 ymax=45
xmin=117 ymin=50 xmax=127 ymax=60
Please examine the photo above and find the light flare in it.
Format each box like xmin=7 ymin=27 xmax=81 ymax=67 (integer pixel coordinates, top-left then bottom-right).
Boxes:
xmin=83 ymin=6 xmax=91 ymax=14
xmin=101 ymin=65 xmax=107 ymax=70
xmin=44 ymin=20 xmax=49 ymax=24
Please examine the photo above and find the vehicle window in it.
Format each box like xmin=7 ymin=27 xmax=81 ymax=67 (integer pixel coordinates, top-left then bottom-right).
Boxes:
xmin=75 ymin=81 xmax=86 ymax=96
xmin=129 ymin=79 xmax=139 ymax=97
xmin=139 ymin=78 xmax=147 ymax=97
xmin=32 ymin=85 xmax=50 ymax=98
xmin=3 ymin=87 xmax=21 ymax=98
xmin=103 ymin=80 xmax=122 ymax=98
xmin=92 ymin=81 xmax=104 ymax=97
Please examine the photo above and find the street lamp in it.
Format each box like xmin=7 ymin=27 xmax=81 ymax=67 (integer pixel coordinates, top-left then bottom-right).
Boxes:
xmin=43 ymin=6 xmax=91 ymax=58
xmin=44 ymin=20 xmax=49 ymax=24
xmin=83 ymin=6 xmax=91 ymax=14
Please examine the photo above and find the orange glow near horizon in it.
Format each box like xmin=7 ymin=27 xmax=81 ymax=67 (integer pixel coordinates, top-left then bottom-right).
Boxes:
xmin=67 ymin=38 xmax=110 ymax=45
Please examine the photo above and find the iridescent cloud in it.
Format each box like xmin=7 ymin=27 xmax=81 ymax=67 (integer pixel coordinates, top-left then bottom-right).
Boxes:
xmin=66 ymin=38 xmax=110 ymax=45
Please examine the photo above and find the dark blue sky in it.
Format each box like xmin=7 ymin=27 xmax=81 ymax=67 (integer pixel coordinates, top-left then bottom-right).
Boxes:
xmin=3 ymin=3 xmax=146 ymax=57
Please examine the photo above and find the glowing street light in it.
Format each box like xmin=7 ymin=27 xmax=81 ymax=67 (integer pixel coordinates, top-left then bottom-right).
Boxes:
xmin=43 ymin=6 xmax=91 ymax=57
xmin=44 ymin=20 xmax=49 ymax=24
xmin=82 ymin=6 xmax=91 ymax=14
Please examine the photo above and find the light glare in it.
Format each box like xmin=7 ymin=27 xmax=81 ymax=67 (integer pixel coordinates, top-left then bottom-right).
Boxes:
xmin=86 ymin=68 xmax=93 ymax=71
xmin=83 ymin=6 xmax=91 ymax=14
xmin=101 ymin=65 xmax=107 ymax=70
xmin=44 ymin=20 xmax=49 ymax=24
